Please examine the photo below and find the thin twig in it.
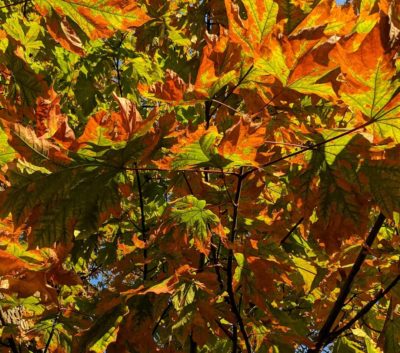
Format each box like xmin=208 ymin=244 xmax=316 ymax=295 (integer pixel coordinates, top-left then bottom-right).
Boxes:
xmin=210 ymin=65 xmax=254 ymax=117
xmin=122 ymin=166 xmax=239 ymax=176
xmin=44 ymin=312 xmax=60 ymax=353
xmin=215 ymin=319 xmax=234 ymax=339
xmin=242 ymin=118 xmax=376 ymax=179
xmin=190 ymin=333 xmax=197 ymax=353
xmin=182 ymin=172 xmax=194 ymax=195
xmin=211 ymin=99 xmax=240 ymax=114
xmin=114 ymin=33 xmax=127 ymax=97
xmin=0 ymin=0 xmax=27 ymax=10
xmin=135 ymin=167 xmax=148 ymax=281
xmin=152 ymin=300 xmax=172 ymax=337
xmin=22 ymin=0 xmax=28 ymax=17
xmin=280 ymin=217 xmax=304 ymax=245
xmin=361 ymin=318 xmax=382 ymax=334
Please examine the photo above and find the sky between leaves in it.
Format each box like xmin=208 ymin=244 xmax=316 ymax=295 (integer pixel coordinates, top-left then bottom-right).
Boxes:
xmin=0 ymin=1 xmax=399 ymax=353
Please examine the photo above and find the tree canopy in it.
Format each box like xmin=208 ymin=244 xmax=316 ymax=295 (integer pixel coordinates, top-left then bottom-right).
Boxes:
xmin=0 ymin=0 xmax=399 ymax=352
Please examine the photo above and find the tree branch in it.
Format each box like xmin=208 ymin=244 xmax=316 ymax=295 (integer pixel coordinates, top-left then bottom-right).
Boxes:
xmin=135 ymin=167 xmax=148 ymax=281
xmin=152 ymin=300 xmax=172 ymax=338
xmin=122 ymin=165 xmax=239 ymax=176
xmin=329 ymin=274 xmax=400 ymax=342
xmin=209 ymin=65 xmax=253 ymax=117
xmin=0 ymin=0 xmax=27 ymax=10
xmin=307 ymin=213 xmax=386 ymax=353
xmin=44 ymin=312 xmax=60 ymax=353
xmin=242 ymin=118 xmax=378 ymax=180
xmin=113 ymin=33 xmax=127 ymax=97
xmin=280 ymin=217 xmax=304 ymax=245
xmin=190 ymin=332 xmax=197 ymax=353
xmin=226 ymin=168 xmax=252 ymax=353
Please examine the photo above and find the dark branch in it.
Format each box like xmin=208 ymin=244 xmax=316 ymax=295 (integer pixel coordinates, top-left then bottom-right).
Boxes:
xmin=135 ymin=167 xmax=148 ymax=281
xmin=280 ymin=217 xmax=304 ymax=245
xmin=226 ymin=168 xmax=252 ymax=353
xmin=190 ymin=333 xmax=197 ymax=353
xmin=307 ymin=213 xmax=385 ymax=353
xmin=0 ymin=0 xmax=27 ymax=10
xmin=209 ymin=65 xmax=254 ymax=117
xmin=329 ymin=274 xmax=400 ymax=341
xmin=242 ymin=118 xmax=377 ymax=180
xmin=152 ymin=300 xmax=172 ymax=337
xmin=122 ymin=166 xmax=239 ymax=176
xmin=44 ymin=312 xmax=60 ymax=353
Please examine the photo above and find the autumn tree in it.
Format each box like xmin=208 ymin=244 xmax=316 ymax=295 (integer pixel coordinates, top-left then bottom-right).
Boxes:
xmin=0 ymin=0 xmax=399 ymax=352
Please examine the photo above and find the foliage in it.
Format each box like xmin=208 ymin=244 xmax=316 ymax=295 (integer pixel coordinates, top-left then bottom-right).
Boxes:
xmin=0 ymin=0 xmax=399 ymax=353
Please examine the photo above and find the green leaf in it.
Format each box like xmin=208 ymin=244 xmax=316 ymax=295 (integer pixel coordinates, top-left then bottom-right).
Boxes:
xmin=0 ymin=126 xmax=16 ymax=166
xmin=35 ymin=0 xmax=150 ymax=39
xmin=332 ymin=337 xmax=365 ymax=353
xmin=171 ymin=195 xmax=219 ymax=241
xmin=78 ymin=303 xmax=128 ymax=353
xmin=233 ymin=252 xmax=245 ymax=285
xmin=0 ymin=158 xmax=122 ymax=246
xmin=291 ymin=256 xmax=316 ymax=293
xmin=383 ymin=315 xmax=400 ymax=353
xmin=172 ymin=130 xmax=223 ymax=169
xmin=321 ymin=130 xmax=354 ymax=166
xmin=361 ymin=160 xmax=400 ymax=216
xmin=2 ymin=46 xmax=47 ymax=106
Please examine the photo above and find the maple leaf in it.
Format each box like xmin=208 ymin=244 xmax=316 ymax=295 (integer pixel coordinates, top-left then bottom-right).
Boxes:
xmin=0 ymin=119 xmax=71 ymax=166
xmin=138 ymin=69 xmax=188 ymax=104
xmin=170 ymin=195 xmax=219 ymax=254
xmin=332 ymin=25 xmax=400 ymax=142
xmin=35 ymin=0 xmax=150 ymax=40
xmin=44 ymin=11 xmax=85 ymax=56
xmin=194 ymin=29 xmax=240 ymax=98
xmin=224 ymin=0 xmax=278 ymax=53
xmin=0 ymin=1 xmax=399 ymax=352
xmin=218 ymin=116 xmax=267 ymax=167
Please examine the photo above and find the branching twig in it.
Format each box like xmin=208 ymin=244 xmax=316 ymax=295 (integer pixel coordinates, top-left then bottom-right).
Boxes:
xmin=226 ymin=168 xmax=252 ymax=353
xmin=307 ymin=213 xmax=385 ymax=353
xmin=209 ymin=65 xmax=254 ymax=117
xmin=329 ymin=275 xmax=400 ymax=341
xmin=242 ymin=118 xmax=377 ymax=180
